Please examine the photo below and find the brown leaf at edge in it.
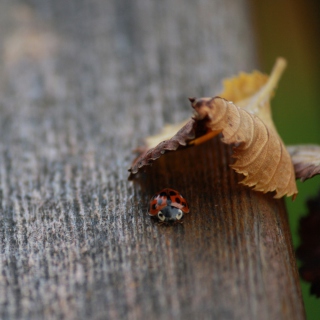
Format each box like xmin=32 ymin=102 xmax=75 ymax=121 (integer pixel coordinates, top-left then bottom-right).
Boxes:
xmin=287 ymin=145 xmax=320 ymax=182
xmin=190 ymin=97 xmax=297 ymax=199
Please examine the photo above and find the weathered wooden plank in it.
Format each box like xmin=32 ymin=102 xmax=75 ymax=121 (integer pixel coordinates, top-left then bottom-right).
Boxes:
xmin=0 ymin=0 xmax=304 ymax=319
xmin=138 ymin=138 xmax=304 ymax=319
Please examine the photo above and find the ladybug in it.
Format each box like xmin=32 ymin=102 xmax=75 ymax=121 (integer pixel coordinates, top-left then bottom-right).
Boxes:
xmin=148 ymin=188 xmax=189 ymax=222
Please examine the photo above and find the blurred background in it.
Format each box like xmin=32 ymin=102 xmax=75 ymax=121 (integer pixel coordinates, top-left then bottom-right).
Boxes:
xmin=251 ymin=0 xmax=320 ymax=318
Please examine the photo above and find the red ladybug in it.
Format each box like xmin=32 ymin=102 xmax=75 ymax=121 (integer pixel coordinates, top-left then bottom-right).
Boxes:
xmin=148 ymin=188 xmax=189 ymax=222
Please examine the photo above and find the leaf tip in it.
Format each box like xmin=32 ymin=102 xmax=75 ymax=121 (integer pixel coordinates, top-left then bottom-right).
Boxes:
xmin=275 ymin=57 xmax=287 ymax=69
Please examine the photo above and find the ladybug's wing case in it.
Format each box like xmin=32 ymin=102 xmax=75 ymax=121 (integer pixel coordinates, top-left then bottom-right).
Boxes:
xmin=148 ymin=193 xmax=169 ymax=216
xmin=166 ymin=188 xmax=189 ymax=213
xmin=170 ymin=198 xmax=189 ymax=213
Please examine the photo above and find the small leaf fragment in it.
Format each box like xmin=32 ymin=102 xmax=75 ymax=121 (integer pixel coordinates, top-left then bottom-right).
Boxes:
xmin=287 ymin=145 xmax=320 ymax=181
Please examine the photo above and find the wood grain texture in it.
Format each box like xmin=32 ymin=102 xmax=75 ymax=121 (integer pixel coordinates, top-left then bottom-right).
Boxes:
xmin=0 ymin=0 xmax=304 ymax=319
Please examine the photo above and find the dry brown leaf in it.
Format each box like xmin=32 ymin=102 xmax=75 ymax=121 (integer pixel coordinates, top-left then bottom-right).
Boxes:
xmin=129 ymin=58 xmax=298 ymax=198
xmin=129 ymin=118 xmax=212 ymax=176
xmin=287 ymin=145 xmax=320 ymax=182
xmin=129 ymin=119 xmax=196 ymax=176
xmin=190 ymin=97 xmax=297 ymax=198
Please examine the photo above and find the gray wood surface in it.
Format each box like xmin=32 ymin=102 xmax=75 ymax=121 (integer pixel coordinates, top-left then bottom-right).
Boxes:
xmin=0 ymin=0 xmax=304 ymax=319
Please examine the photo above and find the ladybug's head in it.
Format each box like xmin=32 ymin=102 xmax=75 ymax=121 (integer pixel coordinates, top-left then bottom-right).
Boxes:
xmin=157 ymin=206 xmax=183 ymax=222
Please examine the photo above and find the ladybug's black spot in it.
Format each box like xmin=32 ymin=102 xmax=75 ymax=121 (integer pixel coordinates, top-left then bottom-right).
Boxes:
xmin=169 ymin=190 xmax=177 ymax=196
xmin=160 ymin=192 xmax=167 ymax=198
xmin=182 ymin=201 xmax=186 ymax=207
xmin=175 ymin=197 xmax=181 ymax=204
xmin=152 ymin=204 xmax=157 ymax=210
